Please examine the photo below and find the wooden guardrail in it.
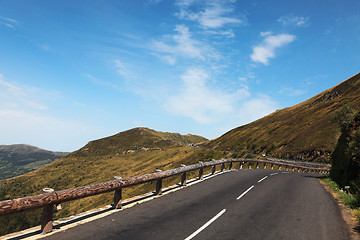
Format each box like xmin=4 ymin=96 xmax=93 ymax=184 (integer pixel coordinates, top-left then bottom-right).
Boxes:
xmin=0 ymin=158 xmax=329 ymax=234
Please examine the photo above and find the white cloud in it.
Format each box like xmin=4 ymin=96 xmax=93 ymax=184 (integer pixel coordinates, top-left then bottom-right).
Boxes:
xmin=0 ymin=16 xmax=19 ymax=29
xmin=84 ymin=73 xmax=121 ymax=90
xmin=279 ymin=87 xmax=307 ymax=97
xmin=0 ymin=74 xmax=48 ymax=110
xmin=0 ymin=74 xmax=101 ymax=151
xmin=278 ymin=15 xmax=309 ymax=27
xmin=0 ymin=108 xmax=98 ymax=152
xmin=250 ymin=33 xmax=296 ymax=65
xmin=152 ymin=24 xmax=214 ymax=64
xmin=176 ymin=0 xmax=243 ymax=29
xmin=166 ymin=68 xmax=249 ymax=124
xmin=114 ymin=59 xmax=134 ymax=79
xmin=237 ymin=95 xmax=278 ymax=124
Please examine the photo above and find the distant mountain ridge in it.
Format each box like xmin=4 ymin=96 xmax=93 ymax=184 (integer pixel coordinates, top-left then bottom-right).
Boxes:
xmin=202 ymin=72 xmax=360 ymax=162
xmin=0 ymin=144 xmax=67 ymax=180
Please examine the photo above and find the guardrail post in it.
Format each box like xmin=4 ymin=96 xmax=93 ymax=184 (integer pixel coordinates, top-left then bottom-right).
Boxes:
xmin=278 ymin=165 xmax=281 ymax=170
xmin=239 ymin=161 xmax=243 ymax=169
xmin=256 ymin=162 xmax=259 ymax=169
xmin=248 ymin=162 xmax=251 ymax=169
xmin=221 ymin=163 xmax=225 ymax=172
xmin=263 ymin=163 xmax=267 ymax=169
xmin=229 ymin=161 xmax=233 ymax=170
xmin=271 ymin=163 xmax=274 ymax=169
xmin=198 ymin=162 xmax=204 ymax=180
xmin=211 ymin=165 xmax=216 ymax=175
xmin=41 ymin=188 xmax=54 ymax=234
xmin=113 ymin=176 xmax=122 ymax=209
xmin=155 ymin=169 xmax=162 ymax=195
xmin=180 ymin=164 xmax=187 ymax=186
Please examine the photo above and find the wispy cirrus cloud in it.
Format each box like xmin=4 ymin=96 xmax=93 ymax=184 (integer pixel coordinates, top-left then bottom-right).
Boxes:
xmin=0 ymin=16 xmax=19 ymax=29
xmin=84 ymin=73 xmax=121 ymax=90
xmin=250 ymin=32 xmax=296 ymax=65
xmin=0 ymin=74 xmax=49 ymax=110
xmin=152 ymin=24 xmax=215 ymax=64
xmin=279 ymin=87 xmax=307 ymax=97
xmin=114 ymin=59 xmax=135 ymax=79
xmin=277 ymin=15 xmax=309 ymax=27
xmin=176 ymin=0 xmax=244 ymax=30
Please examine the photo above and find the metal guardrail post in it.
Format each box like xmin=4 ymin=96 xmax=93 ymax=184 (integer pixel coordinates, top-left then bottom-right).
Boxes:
xmin=248 ymin=162 xmax=251 ymax=169
xmin=221 ymin=163 xmax=225 ymax=172
xmin=229 ymin=161 xmax=233 ymax=170
xmin=239 ymin=161 xmax=243 ymax=169
xmin=41 ymin=188 xmax=54 ymax=234
xmin=256 ymin=162 xmax=259 ymax=169
xmin=113 ymin=176 xmax=122 ymax=209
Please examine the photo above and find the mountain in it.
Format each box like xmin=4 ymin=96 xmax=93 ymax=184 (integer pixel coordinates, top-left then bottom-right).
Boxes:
xmin=0 ymin=128 xmax=217 ymax=235
xmin=0 ymin=144 xmax=68 ymax=180
xmin=202 ymin=72 xmax=360 ymax=162
xmin=70 ymin=127 xmax=208 ymax=157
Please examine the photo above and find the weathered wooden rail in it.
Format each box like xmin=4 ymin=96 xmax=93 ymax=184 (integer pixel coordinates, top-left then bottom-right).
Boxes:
xmin=0 ymin=158 xmax=329 ymax=234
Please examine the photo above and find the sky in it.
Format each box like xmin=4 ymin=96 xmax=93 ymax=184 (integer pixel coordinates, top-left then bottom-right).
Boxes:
xmin=0 ymin=0 xmax=359 ymax=152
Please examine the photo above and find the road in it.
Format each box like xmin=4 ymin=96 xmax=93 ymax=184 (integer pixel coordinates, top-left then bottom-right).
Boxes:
xmin=43 ymin=169 xmax=349 ymax=240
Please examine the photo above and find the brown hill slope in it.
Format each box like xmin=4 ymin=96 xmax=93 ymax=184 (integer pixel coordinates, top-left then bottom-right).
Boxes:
xmin=70 ymin=127 xmax=207 ymax=157
xmin=0 ymin=128 xmax=217 ymax=236
xmin=202 ymin=72 xmax=360 ymax=162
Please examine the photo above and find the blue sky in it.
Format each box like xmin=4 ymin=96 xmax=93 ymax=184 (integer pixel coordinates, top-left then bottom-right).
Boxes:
xmin=0 ymin=0 xmax=359 ymax=152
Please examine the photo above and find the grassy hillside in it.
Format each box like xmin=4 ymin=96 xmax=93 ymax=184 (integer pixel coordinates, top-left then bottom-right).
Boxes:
xmin=0 ymin=144 xmax=67 ymax=180
xmin=202 ymin=72 xmax=360 ymax=162
xmin=69 ymin=127 xmax=207 ymax=157
xmin=0 ymin=128 xmax=220 ymax=236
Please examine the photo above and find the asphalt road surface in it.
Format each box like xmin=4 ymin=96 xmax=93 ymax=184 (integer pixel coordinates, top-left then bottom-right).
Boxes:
xmin=43 ymin=169 xmax=349 ymax=240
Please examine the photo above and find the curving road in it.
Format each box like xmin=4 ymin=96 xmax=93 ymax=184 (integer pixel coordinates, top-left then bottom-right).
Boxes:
xmin=43 ymin=169 xmax=349 ymax=240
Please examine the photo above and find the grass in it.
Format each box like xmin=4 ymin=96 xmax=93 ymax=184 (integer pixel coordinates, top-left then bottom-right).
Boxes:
xmin=202 ymin=72 xmax=360 ymax=162
xmin=321 ymin=178 xmax=360 ymax=222
xmin=0 ymin=145 xmax=229 ymax=235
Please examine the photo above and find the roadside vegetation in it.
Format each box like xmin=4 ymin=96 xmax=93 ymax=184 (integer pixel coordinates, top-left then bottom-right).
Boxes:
xmin=324 ymin=104 xmax=360 ymax=225
xmin=321 ymin=178 xmax=360 ymax=222
xmin=330 ymin=104 xmax=360 ymax=196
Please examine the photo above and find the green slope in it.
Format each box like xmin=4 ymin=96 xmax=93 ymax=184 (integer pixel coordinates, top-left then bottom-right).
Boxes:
xmin=0 ymin=144 xmax=67 ymax=180
xmin=202 ymin=72 xmax=360 ymax=162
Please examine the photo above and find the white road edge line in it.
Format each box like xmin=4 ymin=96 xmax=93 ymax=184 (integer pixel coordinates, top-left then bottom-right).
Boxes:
xmin=236 ymin=185 xmax=255 ymax=200
xmin=184 ymin=209 xmax=226 ymax=240
xmin=258 ymin=176 xmax=268 ymax=183
xmin=270 ymin=172 xmax=278 ymax=176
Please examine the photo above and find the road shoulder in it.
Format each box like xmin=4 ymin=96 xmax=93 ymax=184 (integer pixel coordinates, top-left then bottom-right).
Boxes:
xmin=319 ymin=180 xmax=360 ymax=240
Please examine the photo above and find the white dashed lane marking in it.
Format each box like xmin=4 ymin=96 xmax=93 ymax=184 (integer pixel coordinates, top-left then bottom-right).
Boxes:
xmin=184 ymin=209 xmax=226 ymax=240
xmin=236 ymin=185 xmax=255 ymax=200
xmin=258 ymin=176 xmax=268 ymax=183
